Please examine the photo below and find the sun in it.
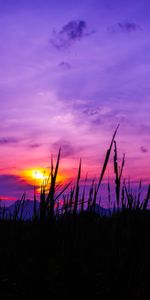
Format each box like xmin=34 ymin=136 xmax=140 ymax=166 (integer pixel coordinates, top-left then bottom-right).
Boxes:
xmin=21 ymin=168 xmax=49 ymax=186
xmin=21 ymin=168 xmax=67 ymax=187
xmin=32 ymin=170 xmax=49 ymax=181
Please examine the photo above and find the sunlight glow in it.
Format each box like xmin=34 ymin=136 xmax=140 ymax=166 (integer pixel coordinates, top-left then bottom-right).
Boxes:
xmin=21 ymin=168 xmax=49 ymax=186
xmin=32 ymin=170 xmax=49 ymax=181
xmin=21 ymin=168 xmax=67 ymax=187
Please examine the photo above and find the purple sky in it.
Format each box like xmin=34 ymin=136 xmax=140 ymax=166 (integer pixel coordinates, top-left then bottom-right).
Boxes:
xmin=0 ymin=0 xmax=149 ymax=203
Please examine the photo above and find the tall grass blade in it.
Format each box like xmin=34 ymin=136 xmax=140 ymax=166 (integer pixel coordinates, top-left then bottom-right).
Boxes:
xmin=97 ymin=124 xmax=119 ymax=192
xmin=73 ymin=158 xmax=81 ymax=215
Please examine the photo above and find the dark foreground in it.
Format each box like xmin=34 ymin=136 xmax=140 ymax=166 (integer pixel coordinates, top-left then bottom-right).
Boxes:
xmin=0 ymin=211 xmax=150 ymax=299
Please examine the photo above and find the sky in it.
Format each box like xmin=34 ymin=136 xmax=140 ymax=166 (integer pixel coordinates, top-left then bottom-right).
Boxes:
xmin=0 ymin=0 xmax=149 ymax=203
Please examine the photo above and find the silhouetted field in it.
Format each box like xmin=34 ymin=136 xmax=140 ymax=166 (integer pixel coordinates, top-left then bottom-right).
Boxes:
xmin=0 ymin=128 xmax=149 ymax=298
xmin=0 ymin=211 xmax=150 ymax=298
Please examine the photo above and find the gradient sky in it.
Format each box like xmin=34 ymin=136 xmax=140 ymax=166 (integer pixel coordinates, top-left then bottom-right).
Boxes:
xmin=0 ymin=0 xmax=149 ymax=203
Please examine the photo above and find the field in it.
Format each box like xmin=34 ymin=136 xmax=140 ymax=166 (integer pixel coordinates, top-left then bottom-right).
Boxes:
xmin=0 ymin=211 xmax=150 ymax=298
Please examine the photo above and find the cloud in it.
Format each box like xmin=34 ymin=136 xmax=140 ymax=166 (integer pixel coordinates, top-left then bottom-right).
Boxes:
xmin=58 ymin=61 xmax=71 ymax=70
xmin=50 ymin=20 xmax=94 ymax=49
xmin=108 ymin=22 xmax=142 ymax=33
xmin=0 ymin=174 xmax=33 ymax=193
xmin=0 ymin=137 xmax=19 ymax=145
xmin=51 ymin=139 xmax=81 ymax=158
xmin=82 ymin=105 xmax=113 ymax=126
xmin=29 ymin=143 xmax=42 ymax=149
xmin=83 ymin=107 xmax=101 ymax=116
xmin=140 ymin=146 xmax=148 ymax=153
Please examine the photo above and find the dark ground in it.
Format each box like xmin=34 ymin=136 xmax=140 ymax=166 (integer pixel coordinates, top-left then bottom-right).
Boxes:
xmin=0 ymin=211 xmax=150 ymax=299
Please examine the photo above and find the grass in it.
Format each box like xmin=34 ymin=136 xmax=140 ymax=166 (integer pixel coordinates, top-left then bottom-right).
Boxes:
xmin=0 ymin=211 xmax=150 ymax=298
xmin=0 ymin=128 xmax=150 ymax=298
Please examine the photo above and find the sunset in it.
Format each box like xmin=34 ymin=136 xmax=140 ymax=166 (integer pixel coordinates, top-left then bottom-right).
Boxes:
xmin=0 ymin=0 xmax=150 ymax=298
xmin=0 ymin=0 xmax=149 ymax=204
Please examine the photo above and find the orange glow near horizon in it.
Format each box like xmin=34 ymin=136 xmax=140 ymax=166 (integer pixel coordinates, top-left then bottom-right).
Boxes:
xmin=21 ymin=168 xmax=69 ymax=188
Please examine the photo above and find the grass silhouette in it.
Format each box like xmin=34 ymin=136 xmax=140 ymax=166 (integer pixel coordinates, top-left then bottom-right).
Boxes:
xmin=0 ymin=128 xmax=150 ymax=298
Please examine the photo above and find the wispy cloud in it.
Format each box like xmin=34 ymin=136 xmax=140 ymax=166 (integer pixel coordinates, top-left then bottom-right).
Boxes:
xmin=51 ymin=139 xmax=82 ymax=158
xmin=29 ymin=143 xmax=42 ymax=149
xmin=58 ymin=61 xmax=71 ymax=70
xmin=50 ymin=20 xmax=94 ymax=49
xmin=0 ymin=137 xmax=19 ymax=145
xmin=108 ymin=22 xmax=142 ymax=33
xmin=140 ymin=146 xmax=148 ymax=153
xmin=0 ymin=174 xmax=33 ymax=192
